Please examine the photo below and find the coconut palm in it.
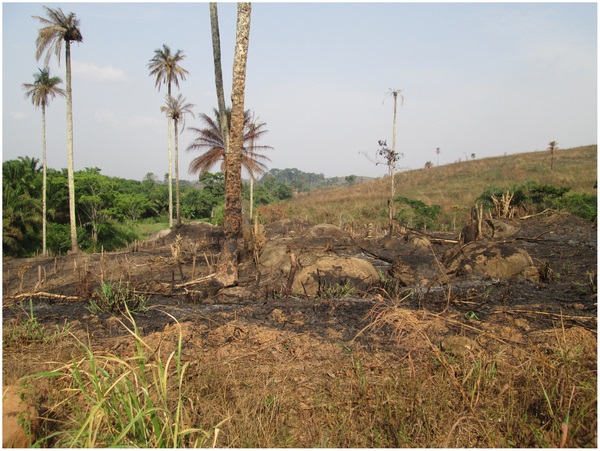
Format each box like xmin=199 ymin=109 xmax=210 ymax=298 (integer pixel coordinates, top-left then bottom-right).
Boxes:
xmin=33 ymin=6 xmax=83 ymax=253
xmin=187 ymin=108 xmax=271 ymax=178
xmin=22 ymin=67 xmax=65 ymax=256
xmin=148 ymin=45 xmax=189 ymax=228
xmin=161 ymin=94 xmax=195 ymax=227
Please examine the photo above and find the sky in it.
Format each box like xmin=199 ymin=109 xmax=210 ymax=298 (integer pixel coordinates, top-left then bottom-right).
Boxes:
xmin=2 ymin=1 xmax=597 ymax=181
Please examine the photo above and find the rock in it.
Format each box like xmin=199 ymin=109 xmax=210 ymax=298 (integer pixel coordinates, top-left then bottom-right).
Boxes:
xmin=440 ymin=336 xmax=478 ymax=357
xmin=2 ymin=385 xmax=38 ymax=448
xmin=291 ymin=256 xmax=379 ymax=297
xmin=389 ymin=247 xmax=448 ymax=287
xmin=298 ymin=224 xmax=355 ymax=247
xmin=444 ymin=242 xmax=539 ymax=282
xmin=485 ymin=219 xmax=521 ymax=239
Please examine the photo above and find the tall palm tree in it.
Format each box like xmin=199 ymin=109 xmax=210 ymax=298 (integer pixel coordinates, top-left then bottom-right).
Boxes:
xmin=33 ymin=6 xmax=83 ymax=253
xmin=161 ymin=94 xmax=195 ymax=227
xmin=187 ymin=108 xmax=271 ymax=178
xmin=147 ymin=44 xmax=189 ymax=228
xmin=214 ymin=2 xmax=252 ymax=288
xmin=22 ymin=67 xmax=65 ymax=256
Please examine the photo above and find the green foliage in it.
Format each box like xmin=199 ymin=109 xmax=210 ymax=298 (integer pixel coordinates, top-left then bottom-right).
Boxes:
xmin=249 ymin=174 xmax=293 ymax=206
xmin=477 ymin=181 xmax=596 ymax=220
xmin=88 ymin=279 xmax=148 ymax=315
xmin=29 ymin=312 xmax=215 ymax=447
xmin=395 ymin=196 xmax=441 ymax=230
xmin=2 ymin=158 xmax=42 ymax=256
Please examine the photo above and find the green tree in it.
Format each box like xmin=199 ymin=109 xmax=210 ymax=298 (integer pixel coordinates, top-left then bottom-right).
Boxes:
xmin=2 ymin=157 xmax=42 ymax=256
xmin=33 ymin=6 xmax=83 ymax=253
xmin=147 ymin=44 xmax=189 ymax=227
xmin=161 ymin=94 xmax=195 ymax=226
xmin=22 ymin=67 xmax=65 ymax=256
xmin=75 ymin=168 xmax=116 ymax=252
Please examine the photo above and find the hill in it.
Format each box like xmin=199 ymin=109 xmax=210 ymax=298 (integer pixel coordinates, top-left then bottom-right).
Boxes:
xmin=262 ymin=145 xmax=597 ymax=231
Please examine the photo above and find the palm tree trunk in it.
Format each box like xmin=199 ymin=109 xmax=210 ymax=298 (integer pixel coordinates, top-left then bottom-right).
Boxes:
xmin=174 ymin=119 xmax=181 ymax=227
xmin=250 ymin=175 xmax=254 ymax=220
xmin=65 ymin=40 xmax=78 ymax=252
xmin=41 ymin=103 xmax=47 ymax=256
xmin=167 ymin=117 xmax=173 ymax=228
xmin=210 ymin=2 xmax=230 ymax=154
xmin=214 ymin=2 xmax=251 ymax=288
xmin=389 ymin=91 xmax=398 ymax=235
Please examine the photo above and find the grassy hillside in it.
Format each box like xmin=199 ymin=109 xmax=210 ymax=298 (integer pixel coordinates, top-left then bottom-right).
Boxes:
xmin=261 ymin=145 xmax=597 ymax=232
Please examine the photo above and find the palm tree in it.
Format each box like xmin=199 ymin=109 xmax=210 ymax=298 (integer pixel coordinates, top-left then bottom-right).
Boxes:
xmin=187 ymin=108 xmax=271 ymax=178
xmin=22 ymin=67 xmax=65 ymax=256
xmin=161 ymin=94 xmax=195 ymax=227
xmin=209 ymin=3 xmax=230 ymax=160
xmin=33 ymin=6 xmax=83 ymax=253
xmin=147 ymin=44 xmax=189 ymax=228
xmin=214 ymin=2 xmax=252 ymax=287
xmin=548 ymin=141 xmax=558 ymax=171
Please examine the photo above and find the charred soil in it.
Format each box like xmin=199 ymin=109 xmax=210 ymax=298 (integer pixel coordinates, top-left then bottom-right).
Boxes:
xmin=2 ymin=213 xmax=597 ymax=447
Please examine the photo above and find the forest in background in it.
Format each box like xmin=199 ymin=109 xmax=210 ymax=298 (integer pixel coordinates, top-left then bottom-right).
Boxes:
xmin=3 ymin=145 xmax=597 ymax=257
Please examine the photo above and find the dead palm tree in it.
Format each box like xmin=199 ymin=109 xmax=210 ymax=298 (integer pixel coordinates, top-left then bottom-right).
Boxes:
xmin=187 ymin=108 xmax=271 ymax=179
xmin=33 ymin=6 xmax=83 ymax=253
xmin=161 ymin=94 xmax=195 ymax=227
xmin=22 ymin=67 xmax=65 ymax=256
xmin=147 ymin=44 xmax=189 ymax=227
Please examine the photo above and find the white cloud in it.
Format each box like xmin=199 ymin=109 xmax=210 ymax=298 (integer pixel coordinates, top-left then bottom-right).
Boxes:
xmin=72 ymin=61 xmax=127 ymax=82
xmin=9 ymin=112 xmax=27 ymax=120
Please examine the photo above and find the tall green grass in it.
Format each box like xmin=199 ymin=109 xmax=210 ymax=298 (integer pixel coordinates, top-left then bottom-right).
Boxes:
xmin=28 ymin=308 xmax=224 ymax=447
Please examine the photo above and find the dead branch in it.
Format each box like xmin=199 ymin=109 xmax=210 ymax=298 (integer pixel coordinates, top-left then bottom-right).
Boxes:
xmin=4 ymin=292 xmax=80 ymax=302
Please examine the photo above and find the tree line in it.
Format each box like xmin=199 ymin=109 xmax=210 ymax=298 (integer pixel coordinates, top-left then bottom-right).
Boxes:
xmin=2 ymin=157 xmax=292 ymax=257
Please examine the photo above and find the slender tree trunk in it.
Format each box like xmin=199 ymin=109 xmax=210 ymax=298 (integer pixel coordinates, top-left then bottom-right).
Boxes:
xmin=65 ymin=40 xmax=78 ymax=252
xmin=214 ymin=2 xmax=252 ymax=287
xmin=167 ymin=117 xmax=173 ymax=228
xmin=250 ymin=175 xmax=254 ymax=220
xmin=210 ymin=2 xmax=230 ymax=154
xmin=41 ymin=103 xmax=47 ymax=256
xmin=388 ymin=91 xmax=398 ymax=235
xmin=174 ymin=119 xmax=181 ymax=226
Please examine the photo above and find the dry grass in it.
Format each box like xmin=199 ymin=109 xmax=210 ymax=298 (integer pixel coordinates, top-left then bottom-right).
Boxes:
xmin=269 ymin=145 xmax=597 ymax=231
xmin=15 ymin=302 xmax=596 ymax=448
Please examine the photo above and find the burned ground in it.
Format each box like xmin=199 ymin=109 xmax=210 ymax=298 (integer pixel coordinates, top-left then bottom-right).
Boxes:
xmin=2 ymin=212 xmax=597 ymax=447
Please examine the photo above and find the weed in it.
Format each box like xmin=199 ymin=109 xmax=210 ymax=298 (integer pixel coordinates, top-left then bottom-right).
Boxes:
xmin=2 ymin=299 xmax=70 ymax=347
xmin=87 ymin=279 xmax=147 ymax=315
xmin=27 ymin=308 xmax=224 ymax=447
xmin=317 ymin=278 xmax=356 ymax=299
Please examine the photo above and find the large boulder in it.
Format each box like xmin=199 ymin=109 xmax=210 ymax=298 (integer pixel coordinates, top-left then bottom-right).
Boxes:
xmin=444 ymin=242 xmax=539 ymax=282
xmin=2 ymin=385 xmax=38 ymax=448
xmin=291 ymin=256 xmax=379 ymax=297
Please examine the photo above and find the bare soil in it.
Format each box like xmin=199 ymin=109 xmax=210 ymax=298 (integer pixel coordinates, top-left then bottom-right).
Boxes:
xmin=2 ymin=212 xmax=597 ymax=447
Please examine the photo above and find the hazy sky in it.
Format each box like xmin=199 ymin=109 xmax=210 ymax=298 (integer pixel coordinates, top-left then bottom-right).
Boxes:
xmin=2 ymin=1 xmax=597 ymax=181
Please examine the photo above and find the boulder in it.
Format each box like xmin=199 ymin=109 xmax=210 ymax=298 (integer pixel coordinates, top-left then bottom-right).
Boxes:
xmin=485 ymin=219 xmax=521 ymax=239
xmin=444 ymin=242 xmax=539 ymax=282
xmin=291 ymin=256 xmax=379 ymax=296
xmin=2 ymin=385 xmax=38 ymax=448
xmin=389 ymin=246 xmax=449 ymax=287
